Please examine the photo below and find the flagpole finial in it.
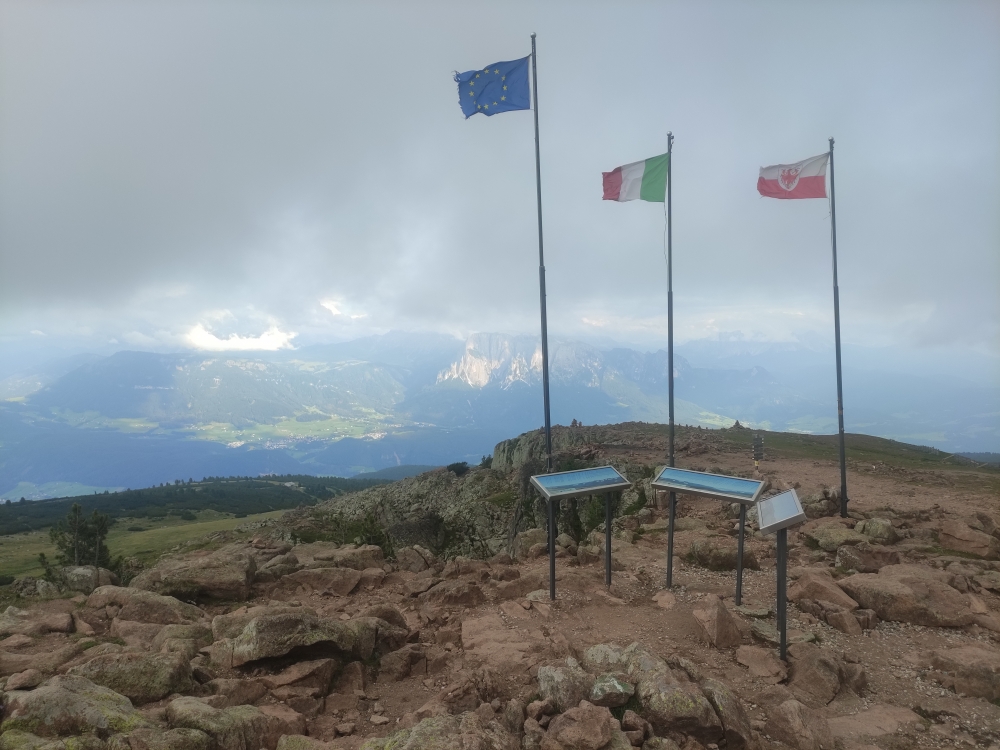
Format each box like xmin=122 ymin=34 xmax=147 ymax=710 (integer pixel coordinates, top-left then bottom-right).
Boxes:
xmin=829 ymin=137 xmax=835 ymax=149
xmin=531 ymin=32 xmax=536 ymax=39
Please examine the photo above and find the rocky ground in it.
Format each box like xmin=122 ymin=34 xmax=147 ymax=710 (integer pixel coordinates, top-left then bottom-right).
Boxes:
xmin=2 ymin=423 xmax=999 ymax=750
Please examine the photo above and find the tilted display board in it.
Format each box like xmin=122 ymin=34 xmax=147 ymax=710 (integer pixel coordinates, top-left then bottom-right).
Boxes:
xmin=530 ymin=466 xmax=632 ymax=502
xmin=530 ymin=466 xmax=632 ymax=600
xmin=757 ymin=489 xmax=807 ymax=536
xmin=650 ymin=466 xmax=765 ymax=605
xmin=650 ymin=467 xmax=765 ymax=505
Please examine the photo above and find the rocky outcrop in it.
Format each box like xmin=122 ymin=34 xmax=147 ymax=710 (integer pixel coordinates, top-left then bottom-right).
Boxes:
xmin=130 ymin=543 xmax=257 ymax=602
xmin=938 ymin=520 xmax=1000 ymax=559
xmin=788 ymin=569 xmax=859 ymax=610
xmin=209 ymin=610 xmax=406 ymax=669
xmin=787 ymin=642 xmax=866 ymax=706
xmin=537 ymin=659 xmax=596 ymax=713
xmin=767 ymin=699 xmax=834 ymax=750
xmin=928 ymin=645 xmax=1000 ymax=700
xmin=833 ymin=541 xmax=900 ymax=573
xmin=86 ymin=586 xmax=204 ymax=625
xmin=272 ymin=568 xmax=362 ymax=598
xmin=58 ymin=567 xmax=119 ymax=594
xmin=0 ymin=608 xmax=73 ymax=638
xmin=837 ymin=564 xmax=979 ymax=627
xmin=854 ymin=518 xmax=900 ymax=545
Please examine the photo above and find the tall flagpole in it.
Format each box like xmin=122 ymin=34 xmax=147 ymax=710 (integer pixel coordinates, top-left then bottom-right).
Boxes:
xmin=531 ymin=33 xmax=553 ymax=475
xmin=666 ymin=132 xmax=677 ymax=588
xmin=829 ymin=137 xmax=849 ymax=518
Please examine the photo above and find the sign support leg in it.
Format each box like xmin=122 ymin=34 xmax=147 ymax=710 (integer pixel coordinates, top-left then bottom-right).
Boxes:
xmin=666 ymin=491 xmax=676 ymax=587
xmin=605 ymin=492 xmax=613 ymax=587
xmin=548 ymin=499 xmax=557 ymax=601
xmin=736 ymin=503 xmax=746 ymax=606
xmin=777 ymin=527 xmax=788 ymax=660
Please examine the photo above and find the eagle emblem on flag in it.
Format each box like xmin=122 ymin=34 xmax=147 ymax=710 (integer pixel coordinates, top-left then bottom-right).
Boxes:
xmin=778 ymin=167 xmax=802 ymax=191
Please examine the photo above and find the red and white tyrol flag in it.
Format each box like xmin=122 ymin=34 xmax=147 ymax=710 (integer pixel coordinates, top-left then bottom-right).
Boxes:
xmin=757 ymin=153 xmax=829 ymax=199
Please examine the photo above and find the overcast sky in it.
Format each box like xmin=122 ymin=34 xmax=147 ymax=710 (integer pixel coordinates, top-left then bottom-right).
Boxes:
xmin=1 ymin=1 xmax=997 ymax=374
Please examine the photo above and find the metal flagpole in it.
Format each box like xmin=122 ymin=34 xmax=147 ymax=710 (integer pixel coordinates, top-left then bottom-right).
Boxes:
xmin=531 ymin=34 xmax=556 ymax=599
xmin=666 ymin=131 xmax=677 ymax=588
xmin=531 ymin=34 xmax=553 ymax=476
xmin=828 ymin=137 xmax=848 ymax=518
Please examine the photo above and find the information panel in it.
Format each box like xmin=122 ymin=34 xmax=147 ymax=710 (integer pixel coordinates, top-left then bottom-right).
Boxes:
xmin=530 ymin=466 xmax=631 ymax=501
xmin=651 ymin=467 xmax=765 ymax=505
xmin=757 ymin=489 xmax=807 ymax=535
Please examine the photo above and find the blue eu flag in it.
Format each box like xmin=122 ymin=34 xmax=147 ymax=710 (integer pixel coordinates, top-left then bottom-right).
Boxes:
xmin=455 ymin=56 xmax=530 ymax=118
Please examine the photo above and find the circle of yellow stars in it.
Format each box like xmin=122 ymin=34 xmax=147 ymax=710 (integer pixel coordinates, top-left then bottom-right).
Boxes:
xmin=467 ymin=67 xmax=507 ymax=111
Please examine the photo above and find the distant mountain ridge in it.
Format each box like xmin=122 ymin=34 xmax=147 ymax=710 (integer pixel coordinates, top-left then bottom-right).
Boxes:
xmin=1 ymin=330 xmax=996 ymax=497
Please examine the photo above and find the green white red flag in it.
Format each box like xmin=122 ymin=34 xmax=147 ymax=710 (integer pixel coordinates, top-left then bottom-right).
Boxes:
xmin=602 ymin=153 xmax=669 ymax=203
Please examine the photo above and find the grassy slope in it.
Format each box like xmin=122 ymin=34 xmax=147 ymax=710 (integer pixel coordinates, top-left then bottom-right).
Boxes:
xmin=0 ymin=509 xmax=284 ymax=578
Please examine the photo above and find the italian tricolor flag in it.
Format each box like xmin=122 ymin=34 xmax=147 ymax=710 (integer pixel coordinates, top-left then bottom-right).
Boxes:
xmin=602 ymin=153 xmax=669 ymax=203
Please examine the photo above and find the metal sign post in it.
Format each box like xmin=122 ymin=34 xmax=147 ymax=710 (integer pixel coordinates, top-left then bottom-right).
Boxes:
xmin=756 ymin=488 xmax=807 ymax=661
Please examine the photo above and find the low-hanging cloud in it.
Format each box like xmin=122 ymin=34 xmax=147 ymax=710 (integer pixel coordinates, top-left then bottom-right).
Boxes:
xmin=185 ymin=323 xmax=296 ymax=352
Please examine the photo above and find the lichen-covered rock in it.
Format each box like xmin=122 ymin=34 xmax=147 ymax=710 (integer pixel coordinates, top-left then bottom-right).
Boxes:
xmin=129 ymin=543 xmax=256 ymax=602
xmin=276 ymin=736 xmax=332 ymax=750
xmin=802 ymin=524 xmax=866 ymax=553
xmin=118 ymin=727 xmax=213 ymax=750
xmin=67 ymin=652 xmax=194 ymax=705
xmin=537 ymin=658 xmax=596 ymax=713
xmin=589 ymin=673 xmax=635 ymax=708
xmin=58 ymin=567 xmax=119 ymax=595
xmin=0 ymin=675 xmax=149 ymax=738
xmin=150 ymin=623 xmax=213 ymax=653
xmin=0 ymin=730 xmax=106 ymax=749
xmin=854 ymin=518 xmax=899 ymax=545
xmin=833 ymin=542 xmax=900 ymax=573
xmin=358 ymin=711 xmax=516 ymax=750
xmin=86 ymin=587 xmax=204 ymax=625
xmin=165 ymin=697 xmax=284 ymax=750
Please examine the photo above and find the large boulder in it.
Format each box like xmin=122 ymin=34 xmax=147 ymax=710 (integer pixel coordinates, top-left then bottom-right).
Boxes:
xmin=837 ymin=564 xmax=978 ymax=627
xmin=418 ymin=580 xmax=486 ymax=607
xmin=67 ymin=651 xmax=194 ymax=705
xmin=537 ymin=659 xmax=596 ymax=713
xmin=165 ymin=697 xmax=284 ymax=750
xmin=938 ymin=520 xmax=1000 ymax=559
xmin=834 ymin=542 xmax=900 ymax=573
xmin=210 ymin=611 xmax=406 ymax=669
xmin=699 ymin=678 xmax=753 ymax=750
xmin=802 ymin=522 xmax=866 ymax=552
xmin=305 ymin=544 xmax=384 ymax=571
xmin=86 ymin=586 xmax=204 ymax=625
xmin=687 ymin=538 xmax=759 ymax=572
xmin=767 ymin=699 xmax=835 ymax=750
xmin=0 ymin=607 xmax=73 ymax=638
xmin=272 ymin=568 xmax=362 ymax=598
xmin=929 ymin=645 xmax=1000 ymax=700
xmin=788 ymin=570 xmax=858 ymax=610
xmin=854 ymin=518 xmax=899 ymax=545
xmin=211 ymin=605 xmax=309 ymax=641
xmin=692 ymin=595 xmax=742 ymax=648
xmin=787 ymin=642 xmax=865 ymax=706
xmin=542 ymin=701 xmax=613 ymax=750
xmin=0 ymin=675 xmax=149 ymax=738
xmin=130 ymin=543 xmax=257 ymax=602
